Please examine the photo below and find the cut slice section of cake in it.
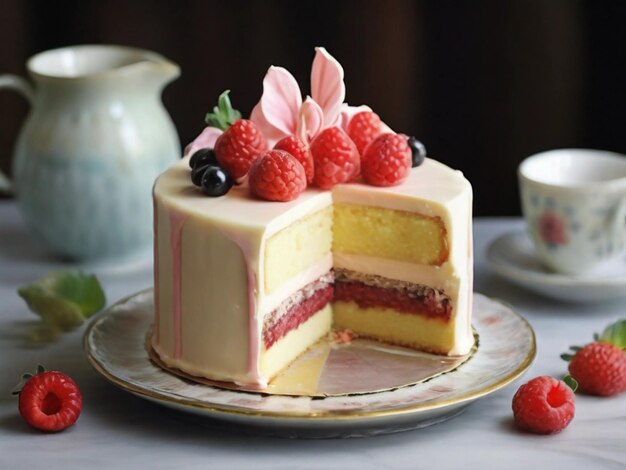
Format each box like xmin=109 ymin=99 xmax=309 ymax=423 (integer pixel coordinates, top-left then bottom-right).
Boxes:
xmin=333 ymin=269 xmax=455 ymax=354
xmin=260 ymin=275 xmax=334 ymax=379
xmin=330 ymin=160 xmax=474 ymax=357
xmin=259 ymin=207 xmax=334 ymax=381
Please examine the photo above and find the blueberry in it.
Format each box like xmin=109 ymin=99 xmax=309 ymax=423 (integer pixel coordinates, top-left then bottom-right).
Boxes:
xmin=201 ymin=166 xmax=234 ymax=197
xmin=189 ymin=148 xmax=218 ymax=169
xmin=191 ymin=164 xmax=210 ymax=186
xmin=407 ymin=137 xmax=427 ymax=167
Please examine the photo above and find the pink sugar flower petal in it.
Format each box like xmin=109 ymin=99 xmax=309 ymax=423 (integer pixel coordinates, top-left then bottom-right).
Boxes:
xmin=337 ymin=103 xmax=396 ymax=135
xmin=250 ymin=101 xmax=288 ymax=148
xmin=311 ymin=47 xmax=346 ymax=128
xmin=184 ymin=126 xmax=223 ymax=156
xmin=337 ymin=103 xmax=372 ymax=132
xmin=296 ymin=97 xmax=324 ymax=143
xmin=259 ymin=66 xmax=302 ymax=136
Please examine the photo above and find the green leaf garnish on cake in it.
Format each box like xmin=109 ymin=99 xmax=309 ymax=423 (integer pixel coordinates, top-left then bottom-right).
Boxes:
xmin=18 ymin=272 xmax=106 ymax=342
xmin=205 ymin=90 xmax=241 ymax=131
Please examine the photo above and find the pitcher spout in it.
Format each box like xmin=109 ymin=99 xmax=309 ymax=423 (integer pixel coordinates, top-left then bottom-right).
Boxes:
xmin=154 ymin=59 xmax=180 ymax=84
xmin=134 ymin=57 xmax=180 ymax=90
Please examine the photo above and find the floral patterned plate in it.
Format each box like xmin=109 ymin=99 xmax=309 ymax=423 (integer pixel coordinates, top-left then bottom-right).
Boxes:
xmin=84 ymin=290 xmax=535 ymax=438
xmin=487 ymin=231 xmax=626 ymax=303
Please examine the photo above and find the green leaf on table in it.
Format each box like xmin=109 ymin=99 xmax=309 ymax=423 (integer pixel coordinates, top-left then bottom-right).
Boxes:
xmin=11 ymin=365 xmax=45 ymax=395
xmin=17 ymin=272 xmax=106 ymax=342
xmin=563 ymin=375 xmax=578 ymax=393
xmin=599 ymin=319 xmax=626 ymax=349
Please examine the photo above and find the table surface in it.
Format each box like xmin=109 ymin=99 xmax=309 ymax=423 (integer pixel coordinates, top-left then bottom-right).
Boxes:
xmin=1 ymin=201 xmax=624 ymax=470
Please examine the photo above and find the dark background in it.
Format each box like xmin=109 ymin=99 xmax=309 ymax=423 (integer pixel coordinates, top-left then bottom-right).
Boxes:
xmin=2 ymin=0 xmax=625 ymax=216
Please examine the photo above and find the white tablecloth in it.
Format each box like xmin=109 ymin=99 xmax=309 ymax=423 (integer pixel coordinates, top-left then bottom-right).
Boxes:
xmin=0 ymin=201 xmax=624 ymax=469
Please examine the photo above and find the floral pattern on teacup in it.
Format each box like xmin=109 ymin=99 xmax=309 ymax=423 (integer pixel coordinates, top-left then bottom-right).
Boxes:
xmin=522 ymin=184 xmax=626 ymax=273
xmin=538 ymin=211 xmax=568 ymax=246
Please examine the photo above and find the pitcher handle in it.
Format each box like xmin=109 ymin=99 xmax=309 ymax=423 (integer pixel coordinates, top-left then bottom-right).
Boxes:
xmin=613 ymin=194 xmax=626 ymax=233
xmin=0 ymin=74 xmax=36 ymax=194
xmin=0 ymin=74 xmax=36 ymax=104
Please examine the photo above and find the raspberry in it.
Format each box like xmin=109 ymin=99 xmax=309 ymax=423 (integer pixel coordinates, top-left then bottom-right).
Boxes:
xmin=18 ymin=370 xmax=82 ymax=432
xmin=347 ymin=111 xmax=383 ymax=155
xmin=263 ymin=286 xmax=333 ymax=348
xmin=274 ymin=136 xmax=314 ymax=184
xmin=249 ymin=150 xmax=307 ymax=202
xmin=214 ymin=119 xmax=268 ymax=179
xmin=512 ymin=376 xmax=575 ymax=434
xmin=568 ymin=342 xmax=626 ymax=396
xmin=361 ymin=133 xmax=412 ymax=187
xmin=334 ymin=281 xmax=451 ymax=320
xmin=310 ymin=127 xmax=360 ymax=189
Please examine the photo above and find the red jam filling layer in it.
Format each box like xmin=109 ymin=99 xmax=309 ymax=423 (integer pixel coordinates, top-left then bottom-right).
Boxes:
xmin=334 ymin=281 xmax=451 ymax=321
xmin=263 ymin=286 xmax=334 ymax=349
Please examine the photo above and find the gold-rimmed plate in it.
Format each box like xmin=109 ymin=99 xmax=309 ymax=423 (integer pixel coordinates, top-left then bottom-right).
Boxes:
xmin=84 ymin=290 xmax=535 ymax=438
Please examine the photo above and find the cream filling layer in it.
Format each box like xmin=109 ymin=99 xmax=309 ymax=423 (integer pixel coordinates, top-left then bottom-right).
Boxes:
xmin=333 ymin=252 xmax=459 ymax=298
xmin=258 ymin=253 xmax=333 ymax=316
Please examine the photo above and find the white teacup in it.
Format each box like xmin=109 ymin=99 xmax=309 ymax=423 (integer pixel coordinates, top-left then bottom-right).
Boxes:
xmin=518 ymin=149 xmax=626 ymax=275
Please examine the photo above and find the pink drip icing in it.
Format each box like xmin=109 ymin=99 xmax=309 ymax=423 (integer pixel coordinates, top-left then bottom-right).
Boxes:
xmin=217 ymin=228 xmax=265 ymax=387
xmin=245 ymin=264 xmax=263 ymax=387
xmin=467 ymin=206 xmax=474 ymax=331
xmin=153 ymin=193 xmax=160 ymax=342
xmin=169 ymin=210 xmax=187 ymax=359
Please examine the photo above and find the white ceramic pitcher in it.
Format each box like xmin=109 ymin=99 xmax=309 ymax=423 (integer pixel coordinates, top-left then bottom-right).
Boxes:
xmin=0 ymin=45 xmax=180 ymax=260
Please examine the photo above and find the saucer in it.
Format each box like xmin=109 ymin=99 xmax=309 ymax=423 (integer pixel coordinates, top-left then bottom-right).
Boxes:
xmin=486 ymin=231 xmax=626 ymax=303
xmin=84 ymin=290 xmax=535 ymax=438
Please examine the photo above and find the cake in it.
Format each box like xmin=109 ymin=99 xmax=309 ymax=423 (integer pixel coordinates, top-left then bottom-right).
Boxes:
xmin=151 ymin=48 xmax=474 ymax=388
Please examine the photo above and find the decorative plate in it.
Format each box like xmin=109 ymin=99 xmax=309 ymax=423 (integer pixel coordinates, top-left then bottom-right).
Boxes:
xmin=84 ymin=290 xmax=535 ymax=438
xmin=487 ymin=231 xmax=626 ymax=303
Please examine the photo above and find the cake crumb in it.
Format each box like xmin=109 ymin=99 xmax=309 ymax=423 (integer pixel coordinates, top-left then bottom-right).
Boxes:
xmin=331 ymin=329 xmax=354 ymax=345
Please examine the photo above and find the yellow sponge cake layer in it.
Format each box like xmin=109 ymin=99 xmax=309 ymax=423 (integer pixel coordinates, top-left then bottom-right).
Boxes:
xmin=260 ymin=304 xmax=332 ymax=380
xmin=264 ymin=206 xmax=333 ymax=293
xmin=333 ymin=204 xmax=448 ymax=265
xmin=333 ymin=301 xmax=455 ymax=354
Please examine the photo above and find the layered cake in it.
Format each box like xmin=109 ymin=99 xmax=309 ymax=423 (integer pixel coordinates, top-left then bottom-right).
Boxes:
xmin=152 ymin=48 xmax=473 ymax=387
